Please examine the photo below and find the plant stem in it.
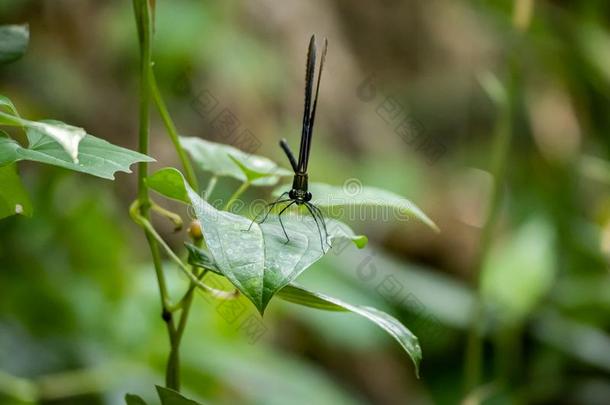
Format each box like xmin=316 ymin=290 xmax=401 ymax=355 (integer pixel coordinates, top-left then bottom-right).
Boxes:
xmin=132 ymin=0 xmax=179 ymax=390
xmin=464 ymin=69 xmax=514 ymax=395
xmin=130 ymin=205 xmax=237 ymax=299
xmin=0 ymin=110 xmax=25 ymax=126
xmin=204 ymin=175 xmax=218 ymax=200
xmin=146 ymin=26 xmax=209 ymax=390
xmin=464 ymin=2 xmax=531 ymax=394
xmin=225 ymin=181 xmax=250 ymax=211
xmin=175 ymin=268 xmax=207 ymax=343
xmin=150 ymin=71 xmax=199 ymax=190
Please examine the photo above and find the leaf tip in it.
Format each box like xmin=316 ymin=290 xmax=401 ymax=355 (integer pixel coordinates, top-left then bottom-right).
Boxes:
xmin=354 ymin=235 xmax=368 ymax=249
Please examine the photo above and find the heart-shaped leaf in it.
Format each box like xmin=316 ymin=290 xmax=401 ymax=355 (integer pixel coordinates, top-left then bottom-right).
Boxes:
xmin=0 ymin=24 xmax=29 ymax=64
xmin=0 ymin=162 xmax=32 ymax=220
xmin=181 ymin=136 xmax=291 ymax=186
xmin=151 ymin=168 xmax=366 ymax=312
xmin=188 ymin=187 xmax=365 ymax=312
xmin=146 ymin=167 xmax=191 ymax=203
xmin=275 ymin=182 xmax=438 ymax=232
xmin=0 ymin=125 xmax=154 ymax=179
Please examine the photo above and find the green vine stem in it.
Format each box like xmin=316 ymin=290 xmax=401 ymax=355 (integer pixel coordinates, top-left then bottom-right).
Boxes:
xmin=464 ymin=80 xmax=512 ymax=392
xmin=150 ymin=71 xmax=199 ymax=190
xmin=464 ymin=3 xmax=528 ymax=391
xmin=132 ymin=0 xmax=179 ymax=390
xmin=130 ymin=201 xmax=238 ymax=299
xmin=132 ymin=0 xmax=208 ymax=390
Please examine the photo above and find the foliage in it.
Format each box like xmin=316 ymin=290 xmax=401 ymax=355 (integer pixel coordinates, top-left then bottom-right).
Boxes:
xmin=3 ymin=0 xmax=610 ymax=404
xmin=0 ymin=25 xmax=153 ymax=220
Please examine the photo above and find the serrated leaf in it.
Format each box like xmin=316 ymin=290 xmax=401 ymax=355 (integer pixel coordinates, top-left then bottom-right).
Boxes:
xmin=28 ymin=120 xmax=86 ymax=163
xmin=156 ymin=385 xmax=203 ymax=405
xmin=275 ymin=182 xmax=438 ymax=232
xmin=0 ymin=114 xmax=86 ymax=163
xmin=146 ymin=167 xmax=190 ymax=203
xmin=0 ymin=126 xmax=154 ymax=179
xmin=0 ymin=163 xmax=32 ymax=220
xmin=181 ymin=136 xmax=291 ymax=186
xmin=158 ymin=168 xmax=366 ymax=312
xmin=0 ymin=24 xmax=29 ymax=64
xmin=277 ymin=284 xmax=422 ymax=377
xmin=125 ymin=393 xmax=148 ymax=405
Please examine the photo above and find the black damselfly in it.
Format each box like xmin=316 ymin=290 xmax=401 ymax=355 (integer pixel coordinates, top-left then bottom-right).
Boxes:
xmin=250 ymin=35 xmax=330 ymax=251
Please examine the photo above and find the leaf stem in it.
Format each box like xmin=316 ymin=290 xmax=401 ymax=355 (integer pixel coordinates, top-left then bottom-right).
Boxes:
xmin=174 ymin=268 xmax=206 ymax=343
xmin=150 ymin=71 xmax=199 ymax=190
xmin=224 ymin=181 xmax=250 ymax=211
xmin=204 ymin=175 xmax=218 ymax=201
xmin=464 ymin=67 xmax=515 ymax=395
xmin=151 ymin=201 xmax=183 ymax=231
xmin=0 ymin=110 xmax=24 ymax=126
xmin=131 ymin=202 xmax=238 ymax=300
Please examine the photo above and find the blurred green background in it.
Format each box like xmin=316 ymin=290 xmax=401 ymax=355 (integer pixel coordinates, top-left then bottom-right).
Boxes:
xmin=1 ymin=0 xmax=610 ymax=404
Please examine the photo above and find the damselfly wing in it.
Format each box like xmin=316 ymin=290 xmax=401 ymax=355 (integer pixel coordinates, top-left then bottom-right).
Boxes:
xmin=250 ymin=35 xmax=330 ymax=251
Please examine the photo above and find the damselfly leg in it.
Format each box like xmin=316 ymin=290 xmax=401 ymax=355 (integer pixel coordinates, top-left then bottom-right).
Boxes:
xmin=276 ymin=201 xmax=296 ymax=244
xmin=247 ymin=192 xmax=289 ymax=231
xmin=305 ymin=202 xmax=331 ymax=250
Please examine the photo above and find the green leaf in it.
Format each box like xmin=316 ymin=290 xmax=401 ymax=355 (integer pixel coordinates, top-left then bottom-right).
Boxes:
xmin=0 ymin=24 xmax=29 ymax=64
xmin=181 ymin=136 xmax=291 ymax=186
xmin=156 ymin=385 xmax=203 ymax=405
xmin=0 ymin=115 xmax=86 ymax=163
xmin=125 ymin=393 xmax=148 ymax=405
xmin=0 ymin=163 xmax=32 ymax=219
xmin=26 ymin=120 xmax=86 ymax=163
xmin=160 ymin=166 xmax=366 ymax=312
xmin=0 ymin=125 xmax=154 ymax=179
xmin=186 ymin=248 xmax=424 ymax=379
xmin=187 ymin=195 xmax=366 ymax=312
xmin=146 ymin=167 xmax=190 ymax=203
xmin=0 ymin=95 xmax=19 ymax=116
xmin=481 ymin=219 xmax=556 ymax=324
xmin=185 ymin=212 xmax=366 ymax=310
xmin=277 ymin=284 xmax=421 ymax=376
xmin=275 ymin=181 xmax=438 ymax=232
xmin=185 ymin=243 xmax=219 ymax=273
